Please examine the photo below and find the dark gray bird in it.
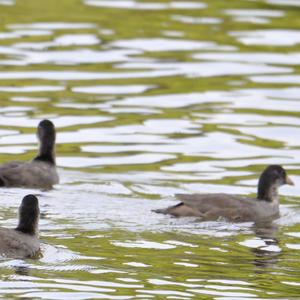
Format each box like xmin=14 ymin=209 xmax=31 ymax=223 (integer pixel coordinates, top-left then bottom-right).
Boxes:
xmin=0 ymin=119 xmax=59 ymax=189
xmin=0 ymin=194 xmax=40 ymax=258
xmin=153 ymin=165 xmax=294 ymax=222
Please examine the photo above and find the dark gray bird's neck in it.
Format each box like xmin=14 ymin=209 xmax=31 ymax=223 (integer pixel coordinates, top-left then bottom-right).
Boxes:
xmin=34 ymin=140 xmax=55 ymax=165
xmin=257 ymin=183 xmax=279 ymax=202
xmin=15 ymin=216 xmax=39 ymax=236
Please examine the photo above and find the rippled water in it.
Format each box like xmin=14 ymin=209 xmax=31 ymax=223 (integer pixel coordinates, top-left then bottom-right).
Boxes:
xmin=0 ymin=0 xmax=300 ymax=298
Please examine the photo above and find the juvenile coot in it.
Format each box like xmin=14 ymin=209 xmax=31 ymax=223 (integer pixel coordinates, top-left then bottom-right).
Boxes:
xmin=153 ymin=165 xmax=294 ymax=222
xmin=0 ymin=194 xmax=40 ymax=258
xmin=0 ymin=119 xmax=59 ymax=189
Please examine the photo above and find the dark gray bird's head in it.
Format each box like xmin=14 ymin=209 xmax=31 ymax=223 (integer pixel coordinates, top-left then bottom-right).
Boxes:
xmin=257 ymin=165 xmax=294 ymax=201
xmin=37 ymin=119 xmax=55 ymax=143
xmin=16 ymin=194 xmax=40 ymax=235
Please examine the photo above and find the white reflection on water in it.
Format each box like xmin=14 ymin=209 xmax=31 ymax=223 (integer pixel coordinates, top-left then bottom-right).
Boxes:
xmin=250 ymin=74 xmax=300 ymax=84
xmin=0 ymin=61 xmax=287 ymax=81
xmin=187 ymin=288 xmax=256 ymax=298
xmin=15 ymin=34 xmax=101 ymax=50
xmin=0 ymin=0 xmax=14 ymax=5
xmin=113 ymin=88 xmax=300 ymax=111
xmin=72 ymin=85 xmax=154 ymax=94
xmin=236 ymin=126 xmax=300 ymax=146
xmin=116 ymin=61 xmax=291 ymax=78
xmin=224 ymin=9 xmax=284 ymax=18
xmin=23 ymin=292 xmax=133 ymax=299
xmin=136 ymin=289 xmax=193 ymax=297
xmin=11 ymin=96 xmax=49 ymax=102
xmin=231 ymin=29 xmax=300 ymax=46
xmin=0 ymin=30 xmax=52 ymax=39
xmin=0 ymin=70 xmax=180 ymax=80
xmin=194 ymin=52 xmax=300 ymax=65
xmin=58 ymin=103 xmax=160 ymax=115
xmin=0 ymin=106 xmax=32 ymax=113
xmin=111 ymin=38 xmax=234 ymax=51
xmin=0 ymin=86 xmax=64 ymax=92
xmin=171 ymin=15 xmax=222 ymax=24
xmin=80 ymin=131 xmax=299 ymax=159
xmin=266 ymin=0 xmax=300 ymax=6
xmin=84 ymin=0 xmax=206 ymax=10
xmin=286 ymin=244 xmax=300 ymax=250
xmin=195 ymin=112 xmax=300 ymax=126
xmin=224 ymin=9 xmax=284 ymax=24
xmin=57 ymin=154 xmax=176 ymax=168
xmin=0 ymin=49 xmax=140 ymax=65
xmin=161 ymin=30 xmax=184 ymax=38
xmin=0 ymin=145 xmax=34 ymax=154
xmin=112 ymin=240 xmax=176 ymax=250
xmin=0 ymin=116 xmax=113 ymax=128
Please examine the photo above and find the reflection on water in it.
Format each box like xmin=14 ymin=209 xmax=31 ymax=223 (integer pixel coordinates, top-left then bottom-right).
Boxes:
xmin=84 ymin=0 xmax=206 ymax=10
xmin=0 ymin=0 xmax=300 ymax=298
xmin=230 ymin=29 xmax=300 ymax=46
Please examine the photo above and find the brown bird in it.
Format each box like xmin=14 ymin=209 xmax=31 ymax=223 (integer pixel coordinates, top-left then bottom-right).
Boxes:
xmin=0 ymin=119 xmax=59 ymax=189
xmin=153 ymin=165 xmax=294 ymax=222
xmin=0 ymin=194 xmax=40 ymax=258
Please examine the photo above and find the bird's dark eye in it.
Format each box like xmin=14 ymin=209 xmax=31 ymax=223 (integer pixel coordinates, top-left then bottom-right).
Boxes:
xmin=273 ymin=167 xmax=284 ymax=178
xmin=278 ymin=168 xmax=285 ymax=178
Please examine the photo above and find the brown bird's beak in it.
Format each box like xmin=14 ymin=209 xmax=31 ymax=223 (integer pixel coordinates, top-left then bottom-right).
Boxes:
xmin=285 ymin=176 xmax=295 ymax=186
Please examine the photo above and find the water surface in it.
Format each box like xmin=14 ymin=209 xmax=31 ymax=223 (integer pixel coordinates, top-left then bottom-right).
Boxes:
xmin=0 ymin=0 xmax=300 ymax=298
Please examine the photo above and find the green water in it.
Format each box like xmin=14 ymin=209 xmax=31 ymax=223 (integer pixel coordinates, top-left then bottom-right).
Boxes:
xmin=0 ymin=0 xmax=300 ymax=298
